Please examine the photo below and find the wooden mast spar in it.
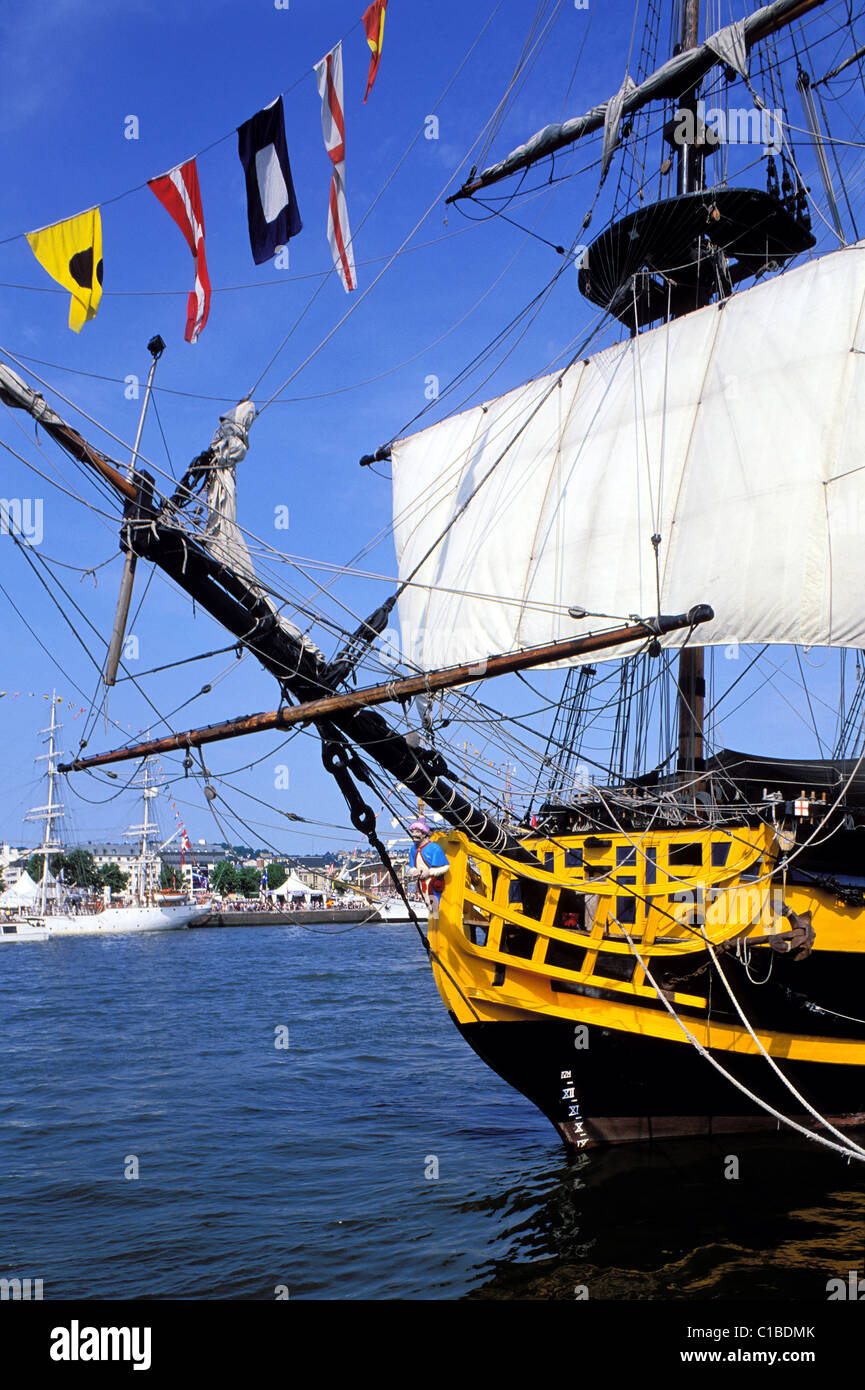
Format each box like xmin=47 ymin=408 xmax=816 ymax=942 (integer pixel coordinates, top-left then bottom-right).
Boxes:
xmin=58 ymin=607 xmax=713 ymax=774
xmin=449 ymin=0 xmax=830 ymax=202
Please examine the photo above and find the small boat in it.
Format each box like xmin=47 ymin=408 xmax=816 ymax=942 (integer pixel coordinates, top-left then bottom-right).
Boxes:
xmin=0 ymin=919 xmax=50 ymax=944
xmin=329 ymin=862 xmax=427 ymax=922
xmin=375 ymin=897 xmax=429 ymax=924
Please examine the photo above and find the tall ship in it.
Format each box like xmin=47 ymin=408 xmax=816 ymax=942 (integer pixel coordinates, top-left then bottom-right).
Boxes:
xmin=1 ymin=0 xmax=864 ymax=1151
xmin=14 ymin=698 xmax=201 ymax=936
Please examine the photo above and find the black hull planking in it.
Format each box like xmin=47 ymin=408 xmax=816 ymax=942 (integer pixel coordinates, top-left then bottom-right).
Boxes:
xmin=456 ymin=1017 xmax=865 ymax=1149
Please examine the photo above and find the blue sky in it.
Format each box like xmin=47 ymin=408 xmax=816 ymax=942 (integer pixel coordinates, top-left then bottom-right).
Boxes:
xmin=0 ymin=0 xmax=859 ymax=856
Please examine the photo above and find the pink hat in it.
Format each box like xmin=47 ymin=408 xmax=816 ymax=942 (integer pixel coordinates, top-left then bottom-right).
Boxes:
xmin=408 ymin=818 xmax=430 ymax=835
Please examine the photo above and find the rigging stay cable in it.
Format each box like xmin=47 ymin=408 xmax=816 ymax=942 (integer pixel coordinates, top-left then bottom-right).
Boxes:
xmin=0 ymin=225 xmax=614 ymax=653
xmin=1 ymin=310 xmax=575 ymax=663
xmin=473 ymin=1 xmax=565 ymax=171
xmin=698 ymin=928 xmax=865 ymax=1167
xmin=2 ymin=524 xmax=226 ymax=763
xmin=238 ymin=0 xmax=600 ymax=431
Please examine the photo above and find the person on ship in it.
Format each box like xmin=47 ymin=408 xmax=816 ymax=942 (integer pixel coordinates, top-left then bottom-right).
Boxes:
xmin=405 ymin=818 xmax=449 ymax=919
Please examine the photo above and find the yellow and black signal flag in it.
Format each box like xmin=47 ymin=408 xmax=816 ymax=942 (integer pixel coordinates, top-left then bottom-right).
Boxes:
xmin=27 ymin=208 xmax=103 ymax=332
xmin=362 ymin=0 xmax=388 ymax=103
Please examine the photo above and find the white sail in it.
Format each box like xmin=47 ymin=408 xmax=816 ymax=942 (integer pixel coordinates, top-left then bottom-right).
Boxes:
xmin=391 ymin=241 xmax=865 ymax=671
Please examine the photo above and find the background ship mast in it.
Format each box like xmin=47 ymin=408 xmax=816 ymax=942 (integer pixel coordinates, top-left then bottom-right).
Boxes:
xmin=25 ymin=691 xmax=65 ymax=915
xmin=123 ymin=760 xmax=162 ymax=904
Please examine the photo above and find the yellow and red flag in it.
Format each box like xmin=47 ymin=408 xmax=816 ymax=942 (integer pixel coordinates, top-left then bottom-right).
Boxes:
xmin=362 ymin=0 xmax=388 ymax=103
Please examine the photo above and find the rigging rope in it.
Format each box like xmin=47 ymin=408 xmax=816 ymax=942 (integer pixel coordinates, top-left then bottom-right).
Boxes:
xmin=620 ymin=921 xmax=865 ymax=1162
xmin=699 ymin=925 xmax=865 ymax=1157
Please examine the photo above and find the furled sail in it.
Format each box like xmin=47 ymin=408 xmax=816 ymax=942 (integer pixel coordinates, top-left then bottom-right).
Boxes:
xmin=198 ymin=401 xmax=325 ymax=662
xmin=450 ymin=0 xmax=828 ymax=200
xmin=391 ymin=242 xmax=865 ymax=671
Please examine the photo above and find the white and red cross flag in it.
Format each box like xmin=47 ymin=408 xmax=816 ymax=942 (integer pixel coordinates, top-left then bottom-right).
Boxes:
xmin=148 ymin=159 xmax=211 ymax=342
xmin=314 ymin=42 xmax=357 ymax=293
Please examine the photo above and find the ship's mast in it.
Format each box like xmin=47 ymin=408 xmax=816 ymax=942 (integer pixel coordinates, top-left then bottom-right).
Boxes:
xmin=25 ymin=691 xmax=64 ymax=914
xmin=124 ymin=759 xmax=159 ymax=903
xmin=675 ymin=0 xmax=706 ymax=780
xmin=677 ymin=0 xmax=702 ymax=193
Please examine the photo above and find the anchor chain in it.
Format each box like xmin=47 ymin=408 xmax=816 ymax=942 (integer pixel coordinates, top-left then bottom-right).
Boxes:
xmin=319 ymin=726 xmax=482 ymax=1021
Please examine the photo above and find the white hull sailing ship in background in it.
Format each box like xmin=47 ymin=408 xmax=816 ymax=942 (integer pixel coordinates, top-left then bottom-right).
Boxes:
xmin=36 ymin=902 xmax=198 ymax=936
xmin=16 ymin=697 xmax=200 ymax=937
xmin=1 ymin=0 xmax=865 ymax=1150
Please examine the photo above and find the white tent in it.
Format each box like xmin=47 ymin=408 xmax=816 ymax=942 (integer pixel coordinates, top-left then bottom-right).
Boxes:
xmin=267 ymin=872 xmax=314 ymax=901
xmin=0 ymin=870 xmax=44 ymax=907
xmin=1 ymin=867 xmax=65 ymax=908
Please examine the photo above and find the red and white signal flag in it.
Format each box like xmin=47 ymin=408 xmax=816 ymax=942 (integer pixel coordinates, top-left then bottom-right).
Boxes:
xmin=148 ymin=159 xmax=211 ymax=342
xmin=314 ymin=42 xmax=357 ymax=293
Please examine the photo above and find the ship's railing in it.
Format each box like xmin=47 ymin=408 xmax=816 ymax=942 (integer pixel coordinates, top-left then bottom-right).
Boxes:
xmin=433 ymin=824 xmax=781 ymax=1014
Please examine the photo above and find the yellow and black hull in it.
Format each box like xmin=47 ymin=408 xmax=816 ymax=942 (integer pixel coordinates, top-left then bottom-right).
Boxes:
xmin=429 ymin=824 xmax=865 ymax=1147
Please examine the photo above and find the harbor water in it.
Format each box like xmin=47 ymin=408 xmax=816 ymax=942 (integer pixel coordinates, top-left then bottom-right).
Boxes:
xmin=0 ymin=922 xmax=862 ymax=1301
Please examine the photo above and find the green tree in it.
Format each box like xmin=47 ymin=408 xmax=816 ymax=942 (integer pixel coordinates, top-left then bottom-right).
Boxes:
xmin=211 ymin=861 xmax=239 ymax=896
xmin=238 ymin=867 xmax=261 ymax=898
xmin=97 ymin=863 xmax=129 ymax=895
xmin=160 ymin=863 xmax=182 ymax=890
xmin=64 ymin=849 xmax=100 ymax=890
xmin=265 ymin=862 xmax=287 ymax=891
xmin=26 ymin=851 xmax=66 ymax=882
xmin=26 ymin=853 xmax=44 ymax=882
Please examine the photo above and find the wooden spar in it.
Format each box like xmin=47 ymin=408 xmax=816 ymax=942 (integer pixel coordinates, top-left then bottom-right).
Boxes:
xmin=0 ymin=357 xmax=142 ymax=506
xmin=449 ymin=0 xmax=830 ymax=201
xmin=58 ymin=606 xmax=713 ymax=773
xmin=752 ymin=0 xmax=833 ymax=37
xmin=104 ymin=337 xmax=165 ymax=688
xmin=40 ymin=419 xmax=138 ymax=505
